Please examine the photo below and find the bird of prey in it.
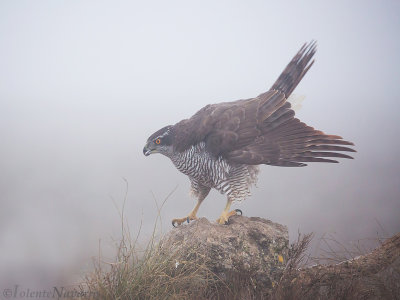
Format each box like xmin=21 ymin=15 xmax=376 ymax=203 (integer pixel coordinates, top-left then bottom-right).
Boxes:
xmin=143 ymin=42 xmax=355 ymax=227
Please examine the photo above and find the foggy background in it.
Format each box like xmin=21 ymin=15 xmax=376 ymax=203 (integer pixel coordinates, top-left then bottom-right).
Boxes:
xmin=1 ymin=0 xmax=399 ymax=288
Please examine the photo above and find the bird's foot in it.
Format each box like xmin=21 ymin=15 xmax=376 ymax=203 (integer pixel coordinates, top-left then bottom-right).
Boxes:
xmin=216 ymin=209 xmax=242 ymax=225
xmin=172 ymin=213 xmax=198 ymax=227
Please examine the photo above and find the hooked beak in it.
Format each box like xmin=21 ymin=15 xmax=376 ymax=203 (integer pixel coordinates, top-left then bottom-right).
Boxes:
xmin=143 ymin=148 xmax=152 ymax=156
xmin=143 ymin=142 xmax=157 ymax=156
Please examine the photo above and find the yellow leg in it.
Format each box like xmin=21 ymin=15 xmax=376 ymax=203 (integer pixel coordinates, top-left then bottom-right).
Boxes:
xmin=216 ymin=198 xmax=242 ymax=224
xmin=172 ymin=199 xmax=203 ymax=227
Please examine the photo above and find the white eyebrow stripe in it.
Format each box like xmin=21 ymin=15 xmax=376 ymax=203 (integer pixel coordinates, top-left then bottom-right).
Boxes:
xmin=157 ymin=129 xmax=171 ymax=139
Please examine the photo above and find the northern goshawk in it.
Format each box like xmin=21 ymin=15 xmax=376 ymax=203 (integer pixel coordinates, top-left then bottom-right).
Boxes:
xmin=143 ymin=42 xmax=355 ymax=226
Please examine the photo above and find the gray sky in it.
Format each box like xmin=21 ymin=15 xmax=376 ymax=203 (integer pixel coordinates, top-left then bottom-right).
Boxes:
xmin=1 ymin=0 xmax=399 ymax=287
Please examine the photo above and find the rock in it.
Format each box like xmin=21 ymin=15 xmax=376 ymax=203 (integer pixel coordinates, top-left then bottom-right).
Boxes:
xmin=277 ymin=232 xmax=400 ymax=300
xmin=160 ymin=215 xmax=289 ymax=292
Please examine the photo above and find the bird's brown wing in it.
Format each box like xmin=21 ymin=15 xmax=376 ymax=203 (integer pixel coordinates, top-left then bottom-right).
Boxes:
xmin=225 ymin=103 xmax=355 ymax=166
xmin=172 ymin=42 xmax=355 ymax=165
xmin=172 ymin=97 xmax=259 ymax=153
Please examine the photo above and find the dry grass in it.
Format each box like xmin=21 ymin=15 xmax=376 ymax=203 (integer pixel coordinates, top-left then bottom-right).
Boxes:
xmin=84 ymin=230 xmax=270 ymax=299
xmin=271 ymin=232 xmax=314 ymax=299
xmin=272 ymin=231 xmax=400 ymax=300
xmin=83 ymin=221 xmax=398 ymax=300
xmin=82 ymin=184 xmax=399 ymax=299
xmin=83 ymin=185 xmax=233 ymax=299
xmin=85 ymin=237 xmax=219 ymax=299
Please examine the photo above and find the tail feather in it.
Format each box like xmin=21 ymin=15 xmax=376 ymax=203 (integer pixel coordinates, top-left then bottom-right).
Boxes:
xmin=224 ymin=41 xmax=356 ymax=167
xmin=271 ymin=41 xmax=317 ymax=97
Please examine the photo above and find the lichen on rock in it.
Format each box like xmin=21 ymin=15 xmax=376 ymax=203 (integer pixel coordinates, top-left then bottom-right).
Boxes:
xmin=160 ymin=215 xmax=289 ymax=293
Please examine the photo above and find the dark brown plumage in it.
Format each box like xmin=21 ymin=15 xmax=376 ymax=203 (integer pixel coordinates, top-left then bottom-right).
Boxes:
xmin=143 ymin=41 xmax=355 ymax=226
xmin=171 ymin=42 xmax=354 ymax=166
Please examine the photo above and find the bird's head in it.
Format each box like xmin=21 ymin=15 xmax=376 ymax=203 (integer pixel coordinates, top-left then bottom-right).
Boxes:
xmin=143 ymin=125 xmax=174 ymax=157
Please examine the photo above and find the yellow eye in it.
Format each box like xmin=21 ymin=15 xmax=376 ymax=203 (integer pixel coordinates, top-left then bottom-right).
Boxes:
xmin=155 ymin=139 xmax=161 ymax=145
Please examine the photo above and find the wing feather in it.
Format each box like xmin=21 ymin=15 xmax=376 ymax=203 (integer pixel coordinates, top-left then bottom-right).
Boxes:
xmin=171 ymin=41 xmax=355 ymax=165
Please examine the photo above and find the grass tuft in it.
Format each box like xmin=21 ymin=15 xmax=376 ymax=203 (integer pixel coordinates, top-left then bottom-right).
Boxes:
xmin=83 ymin=185 xmax=399 ymax=299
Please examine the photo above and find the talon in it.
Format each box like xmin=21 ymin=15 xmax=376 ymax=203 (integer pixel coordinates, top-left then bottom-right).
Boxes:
xmin=235 ymin=209 xmax=242 ymax=215
xmin=172 ymin=215 xmax=197 ymax=227
xmin=216 ymin=215 xmax=229 ymax=225
xmin=217 ymin=209 xmax=241 ymax=225
xmin=172 ymin=218 xmax=186 ymax=227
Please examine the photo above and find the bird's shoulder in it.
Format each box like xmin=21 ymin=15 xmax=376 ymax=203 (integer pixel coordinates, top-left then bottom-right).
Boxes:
xmin=172 ymin=90 xmax=283 ymax=155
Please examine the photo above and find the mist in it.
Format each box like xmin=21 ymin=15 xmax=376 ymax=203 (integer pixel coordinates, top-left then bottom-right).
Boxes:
xmin=1 ymin=0 xmax=399 ymax=287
